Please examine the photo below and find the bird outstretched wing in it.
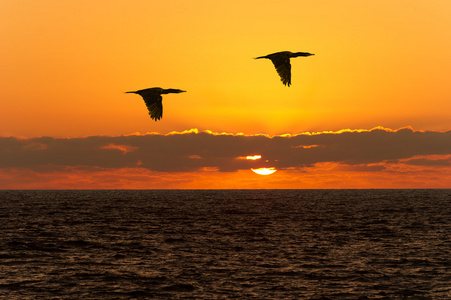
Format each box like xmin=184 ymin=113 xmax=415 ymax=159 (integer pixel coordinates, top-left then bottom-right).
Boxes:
xmin=141 ymin=93 xmax=163 ymax=121
xmin=270 ymin=55 xmax=291 ymax=86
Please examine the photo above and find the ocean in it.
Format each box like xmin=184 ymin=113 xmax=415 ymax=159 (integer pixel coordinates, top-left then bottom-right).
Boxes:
xmin=0 ymin=189 xmax=450 ymax=299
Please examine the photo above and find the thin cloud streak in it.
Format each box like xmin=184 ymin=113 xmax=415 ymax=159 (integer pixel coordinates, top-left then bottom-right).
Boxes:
xmin=1 ymin=127 xmax=450 ymax=173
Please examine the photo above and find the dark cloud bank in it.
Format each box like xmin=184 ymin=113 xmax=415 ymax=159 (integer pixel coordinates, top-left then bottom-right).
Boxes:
xmin=1 ymin=128 xmax=450 ymax=172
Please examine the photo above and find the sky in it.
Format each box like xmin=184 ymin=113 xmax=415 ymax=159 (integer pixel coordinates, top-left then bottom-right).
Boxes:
xmin=1 ymin=0 xmax=451 ymax=189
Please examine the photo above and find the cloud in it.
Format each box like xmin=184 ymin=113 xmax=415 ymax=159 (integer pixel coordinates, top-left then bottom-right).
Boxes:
xmin=1 ymin=127 xmax=450 ymax=173
xmin=400 ymin=155 xmax=451 ymax=166
xmin=101 ymin=143 xmax=139 ymax=155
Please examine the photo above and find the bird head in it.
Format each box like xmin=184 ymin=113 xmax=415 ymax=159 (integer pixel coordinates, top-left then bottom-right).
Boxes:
xmin=164 ymin=89 xmax=186 ymax=94
xmin=292 ymin=52 xmax=314 ymax=57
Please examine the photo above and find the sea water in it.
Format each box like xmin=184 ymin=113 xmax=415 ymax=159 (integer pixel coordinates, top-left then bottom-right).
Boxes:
xmin=0 ymin=189 xmax=450 ymax=299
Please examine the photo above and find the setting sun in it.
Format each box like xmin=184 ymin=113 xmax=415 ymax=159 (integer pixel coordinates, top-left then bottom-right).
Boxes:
xmin=251 ymin=167 xmax=277 ymax=176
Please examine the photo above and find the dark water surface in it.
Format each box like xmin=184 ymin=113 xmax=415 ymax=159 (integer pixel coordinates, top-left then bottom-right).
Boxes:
xmin=0 ymin=189 xmax=450 ymax=299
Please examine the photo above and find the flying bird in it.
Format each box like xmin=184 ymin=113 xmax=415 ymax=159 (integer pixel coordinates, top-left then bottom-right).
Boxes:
xmin=255 ymin=51 xmax=314 ymax=86
xmin=125 ymin=87 xmax=186 ymax=121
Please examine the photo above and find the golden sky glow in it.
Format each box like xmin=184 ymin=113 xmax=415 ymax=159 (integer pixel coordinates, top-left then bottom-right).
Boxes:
xmin=2 ymin=0 xmax=451 ymax=137
xmin=246 ymin=155 xmax=262 ymax=160
xmin=1 ymin=1 xmax=451 ymax=188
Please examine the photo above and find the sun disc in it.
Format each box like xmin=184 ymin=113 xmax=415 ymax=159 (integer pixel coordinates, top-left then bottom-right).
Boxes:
xmin=251 ymin=167 xmax=277 ymax=175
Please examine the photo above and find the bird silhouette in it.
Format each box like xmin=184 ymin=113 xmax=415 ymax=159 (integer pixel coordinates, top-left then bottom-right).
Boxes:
xmin=125 ymin=87 xmax=186 ymax=121
xmin=255 ymin=51 xmax=314 ymax=86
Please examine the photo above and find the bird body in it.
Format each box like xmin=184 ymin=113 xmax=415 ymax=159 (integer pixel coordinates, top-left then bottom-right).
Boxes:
xmin=255 ymin=51 xmax=314 ymax=86
xmin=126 ymin=87 xmax=186 ymax=121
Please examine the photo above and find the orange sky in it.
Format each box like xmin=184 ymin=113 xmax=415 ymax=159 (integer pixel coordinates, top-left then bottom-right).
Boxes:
xmin=1 ymin=1 xmax=451 ymax=189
